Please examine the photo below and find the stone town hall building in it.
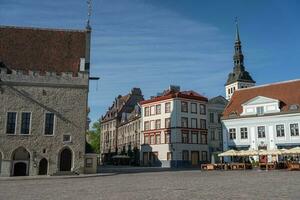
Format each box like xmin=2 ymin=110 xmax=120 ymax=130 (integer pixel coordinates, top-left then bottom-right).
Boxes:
xmin=0 ymin=25 xmax=91 ymax=176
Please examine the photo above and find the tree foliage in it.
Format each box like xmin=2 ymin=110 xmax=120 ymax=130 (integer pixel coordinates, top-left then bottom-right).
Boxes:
xmin=86 ymin=121 xmax=101 ymax=154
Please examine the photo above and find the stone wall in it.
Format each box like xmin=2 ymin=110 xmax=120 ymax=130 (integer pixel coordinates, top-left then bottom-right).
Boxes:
xmin=0 ymin=69 xmax=88 ymax=176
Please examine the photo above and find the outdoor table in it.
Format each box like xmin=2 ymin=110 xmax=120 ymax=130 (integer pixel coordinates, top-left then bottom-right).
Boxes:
xmin=201 ymin=164 xmax=215 ymax=170
xmin=266 ymin=163 xmax=275 ymax=170
xmin=288 ymin=162 xmax=300 ymax=171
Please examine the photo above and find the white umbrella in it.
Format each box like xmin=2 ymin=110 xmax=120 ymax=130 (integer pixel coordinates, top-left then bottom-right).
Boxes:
xmin=288 ymin=147 xmax=300 ymax=154
xmin=218 ymin=149 xmax=238 ymax=157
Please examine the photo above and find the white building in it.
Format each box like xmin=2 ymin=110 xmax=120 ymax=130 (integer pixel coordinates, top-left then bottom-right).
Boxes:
xmin=222 ymin=80 xmax=300 ymax=161
xmin=140 ymin=86 xmax=209 ymax=168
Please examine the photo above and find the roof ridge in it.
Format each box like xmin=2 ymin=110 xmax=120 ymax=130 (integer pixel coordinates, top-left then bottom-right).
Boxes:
xmin=0 ymin=25 xmax=86 ymax=33
xmin=237 ymin=79 xmax=300 ymax=92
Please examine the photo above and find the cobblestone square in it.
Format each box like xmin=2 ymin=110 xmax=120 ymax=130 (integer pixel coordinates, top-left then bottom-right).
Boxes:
xmin=0 ymin=170 xmax=299 ymax=200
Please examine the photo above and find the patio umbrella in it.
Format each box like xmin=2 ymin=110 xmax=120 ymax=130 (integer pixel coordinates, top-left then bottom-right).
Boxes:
xmin=265 ymin=149 xmax=283 ymax=156
xmin=258 ymin=149 xmax=268 ymax=156
xmin=289 ymin=147 xmax=300 ymax=154
xmin=218 ymin=149 xmax=238 ymax=157
xmin=239 ymin=149 xmax=259 ymax=156
xmin=280 ymin=148 xmax=290 ymax=155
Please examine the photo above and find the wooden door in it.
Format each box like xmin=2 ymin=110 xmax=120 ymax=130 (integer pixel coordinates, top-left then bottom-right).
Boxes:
xmin=191 ymin=151 xmax=199 ymax=166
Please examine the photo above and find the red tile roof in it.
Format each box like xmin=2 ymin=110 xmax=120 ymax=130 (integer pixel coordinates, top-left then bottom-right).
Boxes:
xmin=140 ymin=90 xmax=208 ymax=105
xmin=223 ymin=79 xmax=300 ymax=119
xmin=0 ymin=26 xmax=87 ymax=75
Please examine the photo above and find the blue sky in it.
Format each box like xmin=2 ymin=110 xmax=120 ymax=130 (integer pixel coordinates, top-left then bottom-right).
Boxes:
xmin=1 ymin=0 xmax=300 ymax=125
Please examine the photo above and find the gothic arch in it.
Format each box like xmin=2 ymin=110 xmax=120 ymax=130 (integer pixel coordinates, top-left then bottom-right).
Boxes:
xmin=58 ymin=146 xmax=74 ymax=172
xmin=11 ymin=147 xmax=30 ymax=176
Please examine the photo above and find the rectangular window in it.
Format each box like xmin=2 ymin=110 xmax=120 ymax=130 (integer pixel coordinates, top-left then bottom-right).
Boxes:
xmin=144 ymin=121 xmax=150 ymax=131
xmin=167 ymin=152 xmax=172 ymax=161
xmin=200 ymin=132 xmax=207 ymax=144
xmin=165 ymin=102 xmax=171 ymax=113
xmin=200 ymin=119 xmax=206 ymax=129
xmin=256 ymin=106 xmax=264 ymax=115
xmin=144 ymin=107 xmax=150 ymax=116
xmin=150 ymin=106 xmax=156 ymax=115
xmin=191 ymin=103 xmax=197 ymax=114
xmin=240 ymin=127 xmax=248 ymax=139
xmin=155 ymin=119 xmax=161 ymax=129
xmin=21 ymin=112 xmax=31 ymax=135
xmin=156 ymin=104 xmax=161 ymax=115
xmin=211 ymin=129 xmax=215 ymax=140
xmin=229 ymin=128 xmax=236 ymax=140
xmin=290 ymin=123 xmax=299 ymax=136
xmin=165 ymin=131 xmax=171 ymax=143
xmin=191 ymin=118 xmax=197 ymax=128
xmin=181 ymin=117 xmax=188 ymax=128
xmin=165 ymin=118 xmax=171 ymax=128
xmin=144 ymin=135 xmax=149 ymax=144
xmin=44 ymin=113 xmax=55 ymax=135
xmin=257 ymin=126 xmax=266 ymax=138
xmin=150 ymin=135 xmax=155 ymax=144
xmin=63 ymin=135 xmax=71 ymax=142
xmin=209 ymin=113 xmax=214 ymax=123
xmin=6 ymin=112 xmax=17 ymax=134
xmin=155 ymin=134 xmax=161 ymax=144
xmin=181 ymin=101 xmax=188 ymax=113
xmin=182 ymin=131 xmax=189 ymax=143
xmin=150 ymin=120 xmax=156 ymax=130
xmin=202 ymin=151 xmax=208 ymax=162
xmin=182 ymin=150 xmax=189 ymax=161
xmin=276 ymin=125 xmax=285 ymax=137
xmin=191 ymin=131 xmax=198 ymax=144
xmin=200 ymin=104 xmax=206 ymax=115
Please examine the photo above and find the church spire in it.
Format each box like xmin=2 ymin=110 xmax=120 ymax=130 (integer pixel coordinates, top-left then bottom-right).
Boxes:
xmin=225 ymin=18 xmax=255 ymax=100
xmin=235 ymin=17 xmax=240 ymax=42
xmin=233 ymin=18 xmax=245 ymax=73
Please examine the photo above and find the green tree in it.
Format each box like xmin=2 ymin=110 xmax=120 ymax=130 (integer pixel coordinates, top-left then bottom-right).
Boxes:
xmin=86 ymin=121 xmax=101 ymax=154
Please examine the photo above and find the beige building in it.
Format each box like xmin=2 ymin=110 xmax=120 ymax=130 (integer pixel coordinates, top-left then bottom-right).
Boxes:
xmin=100 ymin=88 xmax=143 ymax=163
xmin=0 ymin=25 xmax=91 ymax=176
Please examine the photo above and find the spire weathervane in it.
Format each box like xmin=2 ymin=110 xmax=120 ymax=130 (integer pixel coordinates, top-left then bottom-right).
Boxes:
xmin=86 ymin=0 xmax=92 ymax=29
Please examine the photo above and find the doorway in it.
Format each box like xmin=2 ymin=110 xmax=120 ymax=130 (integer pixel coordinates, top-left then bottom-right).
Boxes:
xmin=59 ymin=148 xmax=72 ymax=171
xmin=191 ymin=151 xmax=199 ymax=166
xmin=39 ymin=158 xmax=48 ymax=175
xmin=12 ymin=147 xmax=30 ymax=176
xmin=13 ymin=162 xmax=27 ymax=176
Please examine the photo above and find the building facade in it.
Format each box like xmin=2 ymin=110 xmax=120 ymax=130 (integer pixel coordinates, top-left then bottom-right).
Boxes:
xmin=117 ymin=106 xmax=141 ymax=165
xmin=100 ymin=88 xmax=143 ymax=163
xmin=207 ymin=96 xmax=228 ymax=162
xmin=0 ymin=25 xmax=91 ymax=176
xmin=140 ymin=86 xmax=209 ymax=168
xmin=222 ymin=80 xmax=300 ymax=161
xmin=225 ymin=21 xmax=255 ymax=100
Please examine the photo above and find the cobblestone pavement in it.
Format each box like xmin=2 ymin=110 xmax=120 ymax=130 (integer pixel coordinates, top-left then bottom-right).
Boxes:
xmin=0 ymin=170 xmax=299 ymax=200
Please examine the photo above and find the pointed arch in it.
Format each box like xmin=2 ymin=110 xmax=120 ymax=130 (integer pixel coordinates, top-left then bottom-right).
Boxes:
xmin=58 ymin=146 xmax=74 ymax=172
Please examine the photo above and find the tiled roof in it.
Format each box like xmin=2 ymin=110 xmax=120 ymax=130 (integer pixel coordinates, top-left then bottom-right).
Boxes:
xmin=140 ymin=90 xmax=208 ymax=105
xmin=0 ymin=25 xmax=87 ymax=75
xmin=223 ymin=79 xmax=300 ymax=119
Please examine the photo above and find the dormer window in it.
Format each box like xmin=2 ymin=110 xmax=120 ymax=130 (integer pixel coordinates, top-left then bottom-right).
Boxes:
xmin=256 ymin=106 xmax=264 ymax=115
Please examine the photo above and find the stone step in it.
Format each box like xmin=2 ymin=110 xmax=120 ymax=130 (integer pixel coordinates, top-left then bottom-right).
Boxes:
xmin=52 ymin=171 xmax=79 ymax=176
